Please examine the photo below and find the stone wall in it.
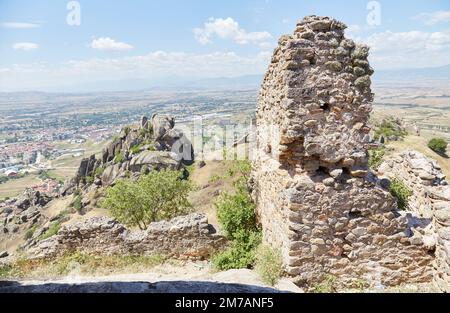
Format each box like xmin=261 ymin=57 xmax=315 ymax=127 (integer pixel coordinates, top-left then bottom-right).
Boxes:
xmin=379 ymin=151 xmax=450 ymax=292
xmin=252 ymin=16 xmax=434 ymax=287
xmin=28 ymin=213 xmax=226 ymax=261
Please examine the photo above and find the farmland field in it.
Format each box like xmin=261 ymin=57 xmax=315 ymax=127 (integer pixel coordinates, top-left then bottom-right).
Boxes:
xmin=0 ymin=175 xmax=41 ymax=199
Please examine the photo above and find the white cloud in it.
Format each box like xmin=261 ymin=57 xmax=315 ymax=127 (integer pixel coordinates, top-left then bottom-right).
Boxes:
xmin=413 ymin=11 xmax=450 ymax=25
xmin=12 ymin=42 xmax=39 ymax=51
xmin=366 ymin=30 xmax=450 ymax=52
xmin=0 ymin=51 xmax=272 ymax=91
xmin=66 ymin=51 xmax=271 ymax=76
xmin=193 ymin=17 xmax=272 ymax=45
xmin=282 ymin=18 xmax=290 ymax=24
xmin=91 ymin=37 xmax=134 ymax=51
xmin=361 ymin=30 xmax=450 ymax=69
xmin=0 ymin=22 xmax=40 ymax=29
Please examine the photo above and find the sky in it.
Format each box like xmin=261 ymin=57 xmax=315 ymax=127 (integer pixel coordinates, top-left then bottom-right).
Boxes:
xmin=0 ymin=0 xmax=449 ymax=92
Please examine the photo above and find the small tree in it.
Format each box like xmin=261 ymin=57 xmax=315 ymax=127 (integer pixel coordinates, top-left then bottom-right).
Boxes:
xmin=428 ymin=138 xmax=448 ymax=156
xmin=213 ymin=169 xmax=261 ymax=270
xmin=102 ymin=169 xmax=192 ymax=229
xmin=216 ymin=182 xmax=257 ymax=240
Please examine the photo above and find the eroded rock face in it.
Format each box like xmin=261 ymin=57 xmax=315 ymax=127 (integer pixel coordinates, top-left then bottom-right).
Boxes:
xmin=252 ymin=16 xmax=433 ymax=287
xmin=27 ymin=214 xmax=226 ymax=261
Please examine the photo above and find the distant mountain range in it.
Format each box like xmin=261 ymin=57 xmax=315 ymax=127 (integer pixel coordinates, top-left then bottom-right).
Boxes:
xmin=374 ymin=64 xmax=450 ymax=81
xmin=1 ymin=65 xmax=449 ymax=94
xmin=15 ymin=75 xmax=263 ymax=93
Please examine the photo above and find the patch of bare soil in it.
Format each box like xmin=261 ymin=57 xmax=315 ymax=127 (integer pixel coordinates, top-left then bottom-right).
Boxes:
xmin=189 ymin=160 xmax=241 ymax=228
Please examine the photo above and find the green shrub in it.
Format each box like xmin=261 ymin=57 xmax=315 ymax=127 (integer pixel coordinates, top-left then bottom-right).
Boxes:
xmin=139 ymin=125 xmax=153 ymax=138
xmin=115 ymin=151 xmax=125 ymax=163
xmin=389 ymin=178 xmax=412 ymax=210
xmin=0 ymin=264 xmax=14 ymax=279
xmin=311 ymin=275 xmax=337 ymax=293
xmin=428 ymin=138 xmax=448 ymax=155
xmin=209 ymin=174 xmax=224 ymax=184
xmin=39 ymin=221 xmax=62 ymax=241
xmin=38 ymin=170 xmax=50 ymax=180
xmin=56 ymin=208 xmax=71 ymax=220
xmin=212 ymin=230 xmax=261 ymax=270
xmin=85 ymin=176 xmax=94 ymax=185
xmin=72 ymin=195 xmax=83 ymax=213
xmin=212 ymin=168 xmax=260 ymax=271
xmin=216 ymin=184 xmax=257 ymax=241
xmin=24 ymin=225 xmax=38 ymax=240
xmin=95 ymin=166 xmax=104 ymax=177
xmin=354 ymin=279 xmax=370 ymax=292
xmin=374 ymin=119 xmax=407 ymax=141
xmin=255 ymin=245 xmax=283 ymax=286
xmin=368 ymin=147 xmax=385 ymax=170
xmin=130 ymin=144 xmax=142 ymax=154
xmin=101 ymin=169 xmax=192 ymax=230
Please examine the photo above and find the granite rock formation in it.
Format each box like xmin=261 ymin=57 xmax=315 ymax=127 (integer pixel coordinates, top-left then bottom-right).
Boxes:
xmin=252 ymin=16 xmax=434 ymax=287
xmin=62 ymin=114 xmax=193 ymax=195
xmin=1 ymin=189 xmax=51 ymax=239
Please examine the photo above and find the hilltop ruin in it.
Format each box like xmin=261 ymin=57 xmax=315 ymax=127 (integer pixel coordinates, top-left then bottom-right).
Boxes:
xmin=252 ymin=16 xmax=448 ymax=288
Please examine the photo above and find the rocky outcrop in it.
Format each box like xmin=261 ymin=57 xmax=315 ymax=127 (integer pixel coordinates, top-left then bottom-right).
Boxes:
xmin=27 ymin=213 xmax=225 ymax=261
xmin=378 ymin=151 xmax=450 ymax=292
xmin=64 ymin=114 xmax=194 ymax=193
xmin=152 ymin=114 xmax=194 ymax=164
xmin=152 ymin=114 xmax=175 ymax=141
xmin=15 ymin=189 xmax=52 ymax=211
xmin=1 ymin=189 xmax=51 ymax=255
xmin=252 ymin=16 xmax=434 ymax=287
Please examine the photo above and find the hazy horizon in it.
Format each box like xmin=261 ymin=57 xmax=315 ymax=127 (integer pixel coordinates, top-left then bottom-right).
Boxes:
xmin=1 ymin=0 xmax=450 ymax=92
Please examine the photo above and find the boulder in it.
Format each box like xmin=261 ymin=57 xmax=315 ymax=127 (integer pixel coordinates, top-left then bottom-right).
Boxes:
xmin=15 ymin=190 xmax=52 ymax=210
xmin=128 ymin=151 xmax=180 ymax=173
xmin=152 ymin=114 xmax=175 ymax=141
xmin=101 ymin=164 xmax=122 ymax=186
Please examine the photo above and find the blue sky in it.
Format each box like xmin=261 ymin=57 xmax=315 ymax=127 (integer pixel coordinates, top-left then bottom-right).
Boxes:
xmin=0 ymin=0 xmax=449 ymax=91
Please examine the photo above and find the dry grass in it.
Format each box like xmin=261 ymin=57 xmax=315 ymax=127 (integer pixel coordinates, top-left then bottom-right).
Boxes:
xmin=188 ymin=159 xmax=245 ymax=227
xmin=387 ymin=135 xmax=450 ymax=178
xmin=50 ymin=139 xmax=106 ymax=181
xmin=0 ymin=175 xmax=41 ymax=200
xmin=0 ymin=253 xmax=167 ymax=280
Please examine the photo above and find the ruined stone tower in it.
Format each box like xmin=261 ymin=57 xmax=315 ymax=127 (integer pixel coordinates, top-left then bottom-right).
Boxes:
xmin=252 ymin=16 xmax=434 ymax=287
